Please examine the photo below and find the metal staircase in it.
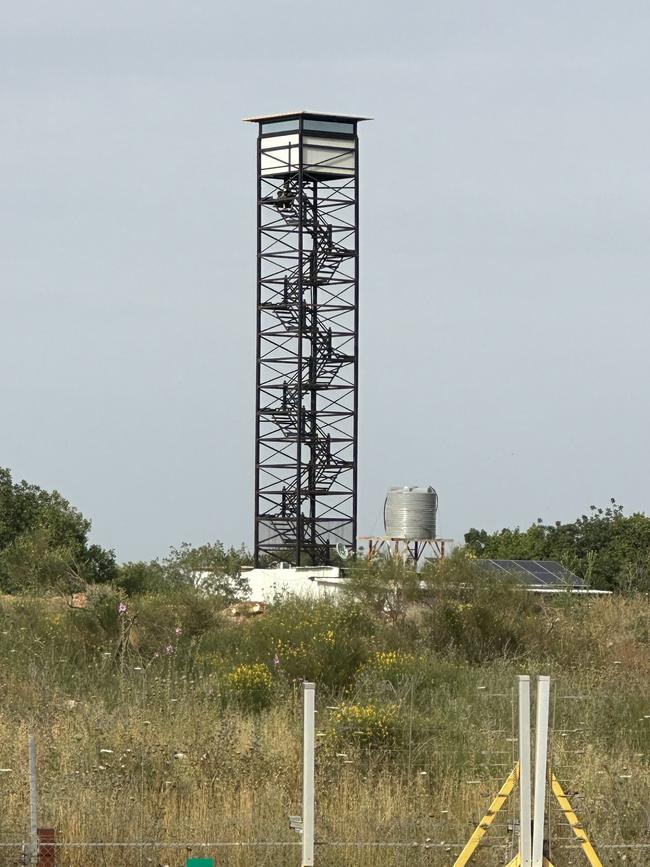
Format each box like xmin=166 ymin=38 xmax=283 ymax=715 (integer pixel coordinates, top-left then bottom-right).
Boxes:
xmin=259 ymin=176 xmax=354 ymax=551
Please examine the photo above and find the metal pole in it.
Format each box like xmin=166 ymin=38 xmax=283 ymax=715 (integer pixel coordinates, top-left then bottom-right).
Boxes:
xmin=532 ymin=676 xmax=550 ymax=867
xmin=253 ymin=125 xmax=262 ymax=566
xmin=295 ymin=115 xmax=305 ymax=566
xmin=302 ymin=682 xmax=315 ymax=866
xmin=351 ymin=124 xmax=360 ymax=557
xmin=517 ymin=676 xmax=532 ymax=867
xmin=28 ymin=734 xmax=38 ymax=866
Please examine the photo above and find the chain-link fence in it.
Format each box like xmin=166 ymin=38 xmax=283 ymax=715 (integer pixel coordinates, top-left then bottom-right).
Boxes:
xmin=1 ymin=673 xmax=649 ymax=866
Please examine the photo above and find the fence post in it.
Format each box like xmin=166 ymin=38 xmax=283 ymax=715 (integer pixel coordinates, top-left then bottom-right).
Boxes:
xmin=302 ymin=682 xmax=315 ymax=866
xmin=517 ymin=675 xmax=532 ymax=867
xmin=532 ymin=676 xmax=550 ymax=867
xmin=28 ymin=735 xmax=38 ymax=866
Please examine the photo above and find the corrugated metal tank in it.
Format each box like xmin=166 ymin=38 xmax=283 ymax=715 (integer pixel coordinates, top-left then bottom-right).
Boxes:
xmin=384 ymin=486 xmax=438 ymax=539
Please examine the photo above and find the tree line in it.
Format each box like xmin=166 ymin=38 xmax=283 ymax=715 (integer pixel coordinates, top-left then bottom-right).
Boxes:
xmin=464 ymin=499 xmax=650 ymax=591
xmin=1 ymin=467 xmax=649 ymax=595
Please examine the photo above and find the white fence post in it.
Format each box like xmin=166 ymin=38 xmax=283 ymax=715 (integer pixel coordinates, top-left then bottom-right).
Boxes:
xmin=517 ymin=675 xmax=532 ymax=867
xmin=532 ymin=676 xmax=550 ymax=867
xmin=28 ymin=734 xmax=38 ymax=866
xmin=302 ymin=681 xmax=315 ymax=866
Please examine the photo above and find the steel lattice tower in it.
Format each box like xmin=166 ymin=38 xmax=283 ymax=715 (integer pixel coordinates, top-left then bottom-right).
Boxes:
xmin=245 ymin=111 xmax=368 ymax=565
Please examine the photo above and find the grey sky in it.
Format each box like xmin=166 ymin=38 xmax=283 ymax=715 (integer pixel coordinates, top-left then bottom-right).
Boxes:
xmin=2 ymin=2 xmax=649 ymax=561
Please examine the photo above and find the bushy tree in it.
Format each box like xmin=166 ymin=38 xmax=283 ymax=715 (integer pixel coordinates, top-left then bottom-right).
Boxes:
xmin=0 ymin=527 xmax=77 ymax=593
xmin=340 ymin=555 xmax=424 ymax=623
xmin=115 ymin=542 xmax=252 ymax=599
xmin=0 ymin=467 xmax=116 ymax=592
xmin=162 ymin=541 xmax=251 ymax=600
xmin=0 ymin=467 xmax=89 ymax=551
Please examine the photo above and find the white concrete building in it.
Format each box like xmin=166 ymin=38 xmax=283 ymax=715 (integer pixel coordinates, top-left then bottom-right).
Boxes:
xmin=243 ymin=564 xmax=343 ymax=602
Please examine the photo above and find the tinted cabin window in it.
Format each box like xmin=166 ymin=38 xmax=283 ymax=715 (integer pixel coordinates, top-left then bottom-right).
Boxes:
xmin=303 ymin=119 xmax=355 ymax=134
xmin=261 ymin=119 xmax=300 ymax=134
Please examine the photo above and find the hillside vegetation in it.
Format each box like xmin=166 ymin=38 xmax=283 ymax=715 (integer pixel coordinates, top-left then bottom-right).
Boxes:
xmin=1 ymin=470 xmax=649 ymax=864
xmin=0 ymin=558 xmax=648 ymax=866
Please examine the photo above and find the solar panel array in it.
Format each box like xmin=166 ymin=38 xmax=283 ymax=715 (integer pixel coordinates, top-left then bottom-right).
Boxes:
xmin=480 ymin=559 xmax=585 ymax=589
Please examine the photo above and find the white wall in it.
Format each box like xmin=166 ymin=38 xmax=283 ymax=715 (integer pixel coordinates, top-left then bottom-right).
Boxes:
xmin=244 ymin=566 xmax=342 ymax=601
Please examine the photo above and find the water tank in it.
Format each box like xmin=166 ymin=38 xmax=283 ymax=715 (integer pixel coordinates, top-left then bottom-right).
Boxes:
xmin=384 ymin=486 xmax=438 ymax=539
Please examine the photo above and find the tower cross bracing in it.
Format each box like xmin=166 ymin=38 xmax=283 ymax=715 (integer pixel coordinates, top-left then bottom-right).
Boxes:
xmin=246 ymin=111 xmax=368 ymax=565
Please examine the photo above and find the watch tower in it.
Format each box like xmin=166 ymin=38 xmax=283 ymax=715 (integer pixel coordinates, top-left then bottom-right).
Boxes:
xmin=245 ymin=111 xmax=369 ymax=565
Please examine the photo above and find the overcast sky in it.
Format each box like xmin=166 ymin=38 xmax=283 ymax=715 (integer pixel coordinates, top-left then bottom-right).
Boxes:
xmin=2 ymin=2 xmax=650 ymax=561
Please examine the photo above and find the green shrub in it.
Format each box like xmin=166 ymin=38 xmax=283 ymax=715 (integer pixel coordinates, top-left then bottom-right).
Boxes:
xmin=135 ymin=587 xmax=223 ymax=643
xmin=226 ymin=662 xmax=273 ymax=711
xmin=58 ymin=586 xmax=224 ymax=671
xmin=359 ymin=650 xmax=424 ymax=684
xmin=327 ymin=702 xmax=399 ymax=748
xmin=114 ymin=561 xmax=169 ymax=595
xmin=420 ymin=553 xmax=538 ymax=662
xmin=63 ymin=585 xmax=122 ymax=651
xmin=237 ymin=595 xmax=375 ymax=688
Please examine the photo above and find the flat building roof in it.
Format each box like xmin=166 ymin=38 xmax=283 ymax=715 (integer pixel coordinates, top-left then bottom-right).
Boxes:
xmin=243 ymin=110 xmax=372 ymax=123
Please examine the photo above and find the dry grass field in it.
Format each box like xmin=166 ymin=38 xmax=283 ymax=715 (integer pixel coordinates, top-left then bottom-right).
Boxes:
xmin=0 ymin=586 xmax=648 ymax=866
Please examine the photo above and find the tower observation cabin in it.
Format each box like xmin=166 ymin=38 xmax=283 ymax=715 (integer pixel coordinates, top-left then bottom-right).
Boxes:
xmin=245 ymin=111 xmax=370 ymax=566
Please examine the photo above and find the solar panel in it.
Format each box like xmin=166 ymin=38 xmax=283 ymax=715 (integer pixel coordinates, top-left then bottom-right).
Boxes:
xmin=480 ymin=559 xmax=584 ymax=589
xmin=535 ymin=561 xmax=585 ymax=587
xmin=515 ymin=561 xmax=559 ymax=586
xmin=488 ymin=560 xmax=527 ymax=572
xmin=538 ymin=560 xmax=584 ymax=582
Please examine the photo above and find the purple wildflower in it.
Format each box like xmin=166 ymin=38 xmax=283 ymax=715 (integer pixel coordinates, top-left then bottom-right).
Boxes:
xmin=117 ymin=601 xmax=127 ymax=616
